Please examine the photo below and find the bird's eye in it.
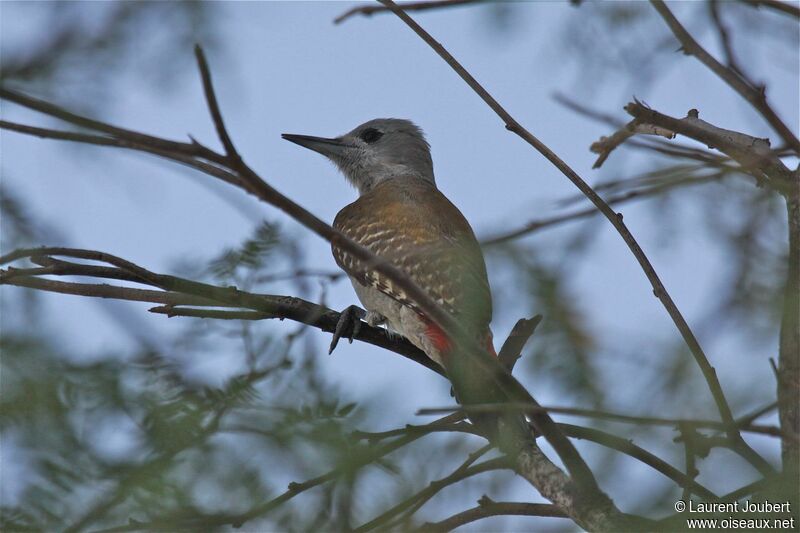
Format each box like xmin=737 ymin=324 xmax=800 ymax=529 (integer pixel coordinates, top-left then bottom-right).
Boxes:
xmin=359 ymin=128 xmax=383 ymax=144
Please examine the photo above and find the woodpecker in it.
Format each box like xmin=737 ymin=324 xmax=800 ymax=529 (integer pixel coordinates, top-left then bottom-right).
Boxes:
xmin=282 ymin=119 xmax=495 ymax=369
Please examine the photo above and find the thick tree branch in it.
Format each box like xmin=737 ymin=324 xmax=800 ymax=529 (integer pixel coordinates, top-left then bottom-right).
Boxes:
xmin=779 ymin=185 xmax=800 ymax=479
xmin=620 ymin=102 xmax=794 ymax=193
xmin=650 ymin=0 xmax=800 ymax=154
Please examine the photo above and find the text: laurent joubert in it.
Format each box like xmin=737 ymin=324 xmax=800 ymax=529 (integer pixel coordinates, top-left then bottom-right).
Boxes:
xmin=688 ymin=500 xmax=791 ymax=513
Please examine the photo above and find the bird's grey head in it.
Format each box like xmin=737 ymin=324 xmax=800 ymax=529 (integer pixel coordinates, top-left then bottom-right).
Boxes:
xmin=282 ymin=118 xmax=435 ymax=195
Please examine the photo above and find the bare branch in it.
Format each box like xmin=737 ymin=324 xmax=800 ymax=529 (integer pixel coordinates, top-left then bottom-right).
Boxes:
xmin=739 ymin=0 xmax=800 ymax=19
xmin=334 ymin=0 xmax=482 ymax=25
xmin=148 ymin=306 xmax=272 ymax=320
xmin=560 ymin=424 xmax=719 ymax=501
xmin=1 ymin=274 xmax=220 ymax=307
xmin=554 ymin=92 xmax=735 ymax=164
xmin=650 ymin=0 xmax=800 ymax=154
xmin=0 ymin=119 xmax=250 ymax=192
xmin=353 ymin=451 xmax=507 ymax=532
xmin=421 ymin=497 xmax=566 ymax=532
xmin=481 ymin=172 xmax=723 ymax=246
xmin=377 ymin=0 xmax=773 ymax=481
xmin=679 ymin=423 xmax=700 ymax=501
xmin=351 ymin=418 xmax=476 ymax=442
xmin=194 ymin=45 xmax=242 ymax=163
xmin=590 ymin=118 xmax=675 ymax=168
xmin=708 ymin=0 xmax=750 ymax=83
xmin=622 ymin=102 xmax=794 ymax=193
xmin=0 ymin=87 xmax=226 ymax=165
xmin=497 ymin=315 xmax=541 ymax=372
xmin=417 ymin=402 xmax=786 ymax=439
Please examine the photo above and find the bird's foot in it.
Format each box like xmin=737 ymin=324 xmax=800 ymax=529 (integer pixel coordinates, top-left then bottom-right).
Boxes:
xmin=330 ymin=305 xmax=367 ymax=354
xmin=364 ymin=310 xmax=386 ymax=328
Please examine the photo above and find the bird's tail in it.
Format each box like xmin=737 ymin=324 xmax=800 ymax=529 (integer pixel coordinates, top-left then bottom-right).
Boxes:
xmin=433 ymin=328 xmax=534 ymax=454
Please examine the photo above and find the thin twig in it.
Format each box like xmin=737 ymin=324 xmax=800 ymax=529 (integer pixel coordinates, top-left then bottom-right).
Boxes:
xmin=738 ymin=0 xmax=800 ymax=19
xmin=194 ymin=45 xmax=242 ymax=164
xmin=420 ymin=499 xmax=566 ymax=532
xmin=560 ymin=424 xmax=718 ymax=501
xmin=149 ymin=306 xmax=272 ymax=320
xmin=0 ymin=88 xmax=227 ymax=165
xmin=735 ymin=401 xmax=778 ymax=427
xmin=351 ymin=419 xmax=475 ymax=443
xmin=417 ymin=403 xmax=785 ymax=438
xmin=0 ymin=119 xmax=250 ymax=192
xmin=590 ymin=118 xmax=675 ymax=168
xmin=708 ymin=0 xmax=750 ymax=83
xmin=482 ymin=173 xmax=720 ymax=246
xmin=383 ymin=444 xmax=495 ymax=530
xmin=353 ymin=452 xmax=508 ymax=532
xmin=1 ymin=274 xmax=221 ymax=307
xmin=679 ymin=423 xmax=699 ymax=501
xmin=334 ymin=0 xmax=482 ymax=24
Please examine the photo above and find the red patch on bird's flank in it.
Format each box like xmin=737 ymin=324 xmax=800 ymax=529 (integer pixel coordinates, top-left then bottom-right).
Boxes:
xmin=423 ymin=320 xmax=497 ymax=359
xmin=424 ymin=321 xmax=452 ymax=354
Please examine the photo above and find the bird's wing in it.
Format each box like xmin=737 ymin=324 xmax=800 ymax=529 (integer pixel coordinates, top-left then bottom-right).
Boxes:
xmin=332 ymin=177 xmax=492 ymax=331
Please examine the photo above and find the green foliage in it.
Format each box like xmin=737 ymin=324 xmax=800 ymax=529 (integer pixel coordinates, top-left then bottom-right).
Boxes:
xmin=208 ymin=220 xmax=283 ymax=281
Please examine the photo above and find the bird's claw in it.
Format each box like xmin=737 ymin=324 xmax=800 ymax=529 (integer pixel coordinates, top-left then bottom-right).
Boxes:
xmin=329 ymin=305 xmax=367 ymax=354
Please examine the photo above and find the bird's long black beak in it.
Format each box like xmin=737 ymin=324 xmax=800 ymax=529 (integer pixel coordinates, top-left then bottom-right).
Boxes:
xmin=282 ymin=133 xmax=352 ymax=159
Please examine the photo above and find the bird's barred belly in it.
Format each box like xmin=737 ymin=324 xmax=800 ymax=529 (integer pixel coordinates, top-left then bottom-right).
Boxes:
xmin=350 ymin=276 xmax=447 ymax=367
